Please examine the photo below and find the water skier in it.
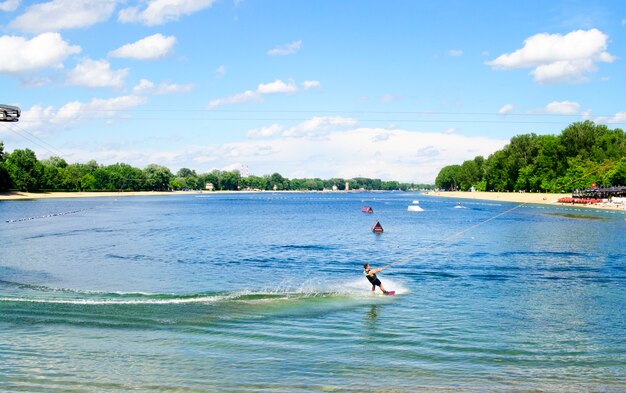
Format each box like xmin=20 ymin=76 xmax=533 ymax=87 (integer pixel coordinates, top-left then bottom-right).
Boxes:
xmin=363 ymin=263 xmax=389 ymax=294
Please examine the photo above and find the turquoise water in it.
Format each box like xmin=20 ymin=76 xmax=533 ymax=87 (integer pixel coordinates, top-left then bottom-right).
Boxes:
xmin=1 ymin=193 xmax=625 ymax=392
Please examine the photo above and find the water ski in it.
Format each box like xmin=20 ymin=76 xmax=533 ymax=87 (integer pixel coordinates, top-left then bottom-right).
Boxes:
xmin=385 ymin=291 xmax=395 ymax=296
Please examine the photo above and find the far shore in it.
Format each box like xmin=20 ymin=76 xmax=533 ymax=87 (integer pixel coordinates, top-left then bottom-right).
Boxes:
xmin=2 ymin=190 xmax=625 ymax=212
xmin=0 ymin=190 xmax=218 ymax=201
xmin=425 ymin=191 xmax=626 ymax=212
xmin=0 ymin=189 xmax=364 ymax=201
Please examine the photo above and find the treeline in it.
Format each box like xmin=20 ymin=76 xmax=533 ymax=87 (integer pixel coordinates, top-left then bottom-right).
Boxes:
xmin=435 ymin=121 xmax=626 ymax=192
xmin=0 ymin=141 xmax=425 ymax=192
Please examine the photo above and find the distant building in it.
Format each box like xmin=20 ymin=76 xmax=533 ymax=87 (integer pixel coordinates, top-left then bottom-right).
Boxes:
xmin=332 ymin=184 xmax=338 ymax=192
xmin=205 ymin=183 xmax=214 ymax=191
xmin=345 ymin=182 xmax=349 ymax=191
xmin=273 ymin=184 xmax=278 ymax=191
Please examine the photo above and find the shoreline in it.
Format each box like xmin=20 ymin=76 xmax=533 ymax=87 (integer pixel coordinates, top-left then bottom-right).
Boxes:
xmin=0 ymin=189 xmax=366 ymax=201
xmin=425 ymin=191 xmax=626 ymax=212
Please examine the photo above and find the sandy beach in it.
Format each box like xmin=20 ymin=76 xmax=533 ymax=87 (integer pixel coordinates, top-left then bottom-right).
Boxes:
xmin=426 ymin=191 xmax=626 ymax=212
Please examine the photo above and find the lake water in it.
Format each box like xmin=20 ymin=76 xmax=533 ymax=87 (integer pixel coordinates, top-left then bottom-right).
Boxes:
xmin=1 ymin=192 xmax=625 ymax=392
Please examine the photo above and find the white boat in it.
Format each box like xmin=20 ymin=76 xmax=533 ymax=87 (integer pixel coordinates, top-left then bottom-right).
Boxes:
xmin=412 ymin=200 xmax=420 ymax=204
xmin=407 ymin=205 xmax=424 ymax=212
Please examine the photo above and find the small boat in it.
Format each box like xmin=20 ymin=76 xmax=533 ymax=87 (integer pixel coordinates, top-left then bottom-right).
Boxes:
xmin=407 ymin=205 xmax=424 ymax=212
xmin=361 ymin=206 xmax=374 ymax=213
xmin=412 ymin=200 xmax=420 ymax=204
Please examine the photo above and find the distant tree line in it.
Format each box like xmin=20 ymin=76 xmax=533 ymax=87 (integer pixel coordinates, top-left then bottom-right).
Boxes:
xmin=435 ymin=121 xmax=626 ymax=192
xmin=0 ymin=141 xmax=428 ymax=193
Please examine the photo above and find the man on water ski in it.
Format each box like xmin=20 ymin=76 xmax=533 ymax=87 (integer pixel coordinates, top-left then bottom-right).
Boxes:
xmin=363 ymin=263 xmax=389 ymax=294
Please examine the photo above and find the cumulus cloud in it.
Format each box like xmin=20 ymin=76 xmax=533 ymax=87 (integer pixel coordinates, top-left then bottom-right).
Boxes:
xmin=282 ymin=116 xmax=358 ymax=138
xmin=595 ymin=112 xmax=626 ymax=124
xmin=448 ymin=49 xmax=463 ymax=56
xmin=54 ymin=95 xmax=147 ymax=123
xmin=498 ymin=103 xmax=514 ymax=114
xmin=66 ymin=58 xmax=128 ymax=88
xmin=302 ymin=80 xmax=320 ymax=90
xmin=0 ymin=33 xmax=81 ymax=74
xmin=207 ymin=79 xmax=303 ymax=109
xmin=381 ymin=93 xmax=402 ymax=103
xmin=9 ymin=0 xmax=115 ymax=33
xmin=118 ymin=0 xmax=215 ymax=26
xmin=543 ymin=101 xmax=580 ymax=114
xmin=487 ymin=29 xmax=615 ymax=84
xmin=245 ymin=117 xmax=358 ymax=139
xmin=267 ymin=40 xmax=302 ymax=56
xmin=0 ymin=0 xmax=19 ymax=12
xmin=184 ymin=126 xmax=508 ymax=183
xmin=207 ymin=90 xmax=260 ymax=109
xmin=246 ymin=124 xmax=284 ymax=139
xmin=257 ymin=79 xmax=297 ymax=94
xmin=109 ymin=34 xmax=176 ymax=60
xmin=132 ymin=79 xmax=193 ymax=94
xmin=11 ymin=95 xmax=147 ymax=139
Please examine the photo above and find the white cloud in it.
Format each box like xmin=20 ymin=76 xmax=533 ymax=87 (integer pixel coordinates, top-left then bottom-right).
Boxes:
xmin=12 ymin=95 xmax=147 ymax=138
xmin=53 ymin=95 xmax=147 ymax=123
xmin=302 ymin=80 xmax=320 ymax=90
xmin=498 ymin=103 xmax=514 ymax=114
xmin=543 ymin=101 xmax=580 ymax=114
xmin=66 ymin=58 xmax=128 ymax=88
xmin=215 ymin=65 xmax=226 ymax=75
xmin=207 ymin=90 xmax=260 ymax=109
xmin=0 ymin=33 xmax=81 ymax=74
xmin=185 ymin=126 xmax=508 ymax=183
xmin=246 ymin=124 xmax=284 ymax=139
xmin=208 ymin=79 xmax=303 ymax=109
xmin=371 ymin=132 xmax=391 ymax=142
xmin=267 ymin=40 xmax=302 ymax=56
xmin=257 ymin=79 xmax=297 ymax=94
xmin=118 ymin=0 xmax=215 ymax=26
xmin=487 ymin=29 xmax=615 ymax=84
xmin=381 ymin=93 xmax=402 ymax=103
xmin=109 ymin=34 xmax=176 ymax=60
xmin=282 ymin=116 xmax=358 ymax=138
xmin=9 ymin=0 xmax=115 ymax=33
xmin=132 ymin=78 xmax=193 ymax=94
xmin=595 ymin=112 xmax=626 ymax=124
xmin=448 ymin=49 xmax=463 ymax=56
xmin=0 ymin=0 xmax=19 ymax=12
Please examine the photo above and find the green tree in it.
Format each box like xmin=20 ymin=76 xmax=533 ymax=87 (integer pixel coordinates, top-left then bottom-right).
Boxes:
xmin=144 ymin=164 xmax=173 ymax=191
xmin=0 ymin=141 xmax=9 ymax=191
xmin=268 ymin=172 xmax=285 ymax=190
xmin=5 ymin=148 xmax=43 ymax=191
xmin=605 ymin=157 xmax=626 ymax=186
xmin=80 ymin=173 xmax=97 ymax=190
xmin=435 ymin=165 xmax=462 ymax=190
xmin=219 ymin=170 xmax=241 ymax=190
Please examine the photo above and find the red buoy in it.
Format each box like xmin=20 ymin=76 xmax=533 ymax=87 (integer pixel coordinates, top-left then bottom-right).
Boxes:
xmin=371 ymin=220 xmax=384 ymax=233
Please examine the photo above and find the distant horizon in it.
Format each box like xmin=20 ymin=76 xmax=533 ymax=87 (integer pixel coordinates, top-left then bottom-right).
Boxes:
xmin=1 ymin=1 xmax=625 ymax=183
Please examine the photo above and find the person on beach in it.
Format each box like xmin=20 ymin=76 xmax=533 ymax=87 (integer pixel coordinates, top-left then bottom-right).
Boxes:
xmin=363 ymin=263 xmax=388 ymax=294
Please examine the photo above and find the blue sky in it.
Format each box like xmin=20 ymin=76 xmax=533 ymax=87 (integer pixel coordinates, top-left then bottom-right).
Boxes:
xmin=1 ymin=0 xmax=625 ymax=182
